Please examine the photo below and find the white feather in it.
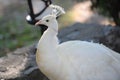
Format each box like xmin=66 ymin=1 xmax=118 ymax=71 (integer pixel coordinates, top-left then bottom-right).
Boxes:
xmin=35 ymin=11 xmax=120 ymax=80
xmin=50 ymin=4 xmax=65 ymax=17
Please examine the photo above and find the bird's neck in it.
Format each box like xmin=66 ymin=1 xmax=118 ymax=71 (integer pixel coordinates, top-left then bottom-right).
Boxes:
xmin=36 ymin=27 xmax=60 ymax=78
xmin=37 ymin=27 xmax=59 ymax=56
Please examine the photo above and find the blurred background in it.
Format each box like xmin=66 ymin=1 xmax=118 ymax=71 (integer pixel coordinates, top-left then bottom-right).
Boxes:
xmin=0 ymin=0 xmax=120 ymax=57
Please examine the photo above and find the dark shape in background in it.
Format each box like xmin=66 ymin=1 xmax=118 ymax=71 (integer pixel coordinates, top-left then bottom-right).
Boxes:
xmin=91 ymin=0 xmax=120 ymax=26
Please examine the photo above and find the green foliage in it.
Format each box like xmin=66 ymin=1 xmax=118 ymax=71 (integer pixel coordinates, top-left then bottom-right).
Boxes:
xmin=0 ymin=17 xmax=41 ymax=55
xmin=91 ymin=0 xmax=112 ymax=16
xmin=0 ymin=2 xmax=41 ymax=56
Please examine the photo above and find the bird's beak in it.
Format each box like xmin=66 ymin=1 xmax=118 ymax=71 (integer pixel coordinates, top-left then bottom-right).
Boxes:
xmin=35 ymin=20 xmax=41 ymax=26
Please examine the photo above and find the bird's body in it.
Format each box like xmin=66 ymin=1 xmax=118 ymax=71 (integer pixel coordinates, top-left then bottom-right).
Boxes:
xmin=35 ymin=6 xmax=120 ymax=80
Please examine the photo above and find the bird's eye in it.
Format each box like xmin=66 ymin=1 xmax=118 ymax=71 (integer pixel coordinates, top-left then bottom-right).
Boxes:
xmin=46 ymin=20 xmax=49 ymax=22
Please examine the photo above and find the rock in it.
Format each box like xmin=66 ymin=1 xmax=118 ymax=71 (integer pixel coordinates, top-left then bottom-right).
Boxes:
xmin=59 ymin=23 xmax=106 ymax=42
xmin=59 ymin=23 xmax=120 ymax=53
xmin=0 ymin=44 xmax=49 ymax=80
xmin=0 ymin=23 xmax=120 ymax=80
xmin=99 ymin=26 xmax=120 ymax=53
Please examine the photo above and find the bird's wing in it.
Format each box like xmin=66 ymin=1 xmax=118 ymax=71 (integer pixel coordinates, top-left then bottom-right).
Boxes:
xmin=57 ymin=41 xmax=120 ymax=79
xmin=99 ymin=44 xmax=120 ymax=61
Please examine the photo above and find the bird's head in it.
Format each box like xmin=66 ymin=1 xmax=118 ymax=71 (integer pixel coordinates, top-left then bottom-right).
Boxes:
xmin=35 ymin=14 xmax=57 ymax=28
xmin=35 ymin=5 xmax=65 ymax=31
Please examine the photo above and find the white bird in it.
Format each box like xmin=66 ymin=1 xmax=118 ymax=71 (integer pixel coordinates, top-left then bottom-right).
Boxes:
xmin=35 ymin=6 xmax=120 ymax=80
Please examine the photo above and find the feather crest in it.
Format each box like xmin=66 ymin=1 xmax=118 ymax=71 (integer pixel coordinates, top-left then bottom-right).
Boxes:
xmin=50 ymin=4 xmax=65 ymax=17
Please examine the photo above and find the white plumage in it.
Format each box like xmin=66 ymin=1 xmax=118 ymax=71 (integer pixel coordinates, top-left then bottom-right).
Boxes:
xmin=35 ymin=6 xmax=120 ymax=80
